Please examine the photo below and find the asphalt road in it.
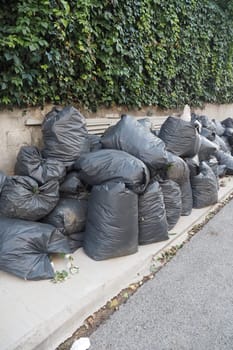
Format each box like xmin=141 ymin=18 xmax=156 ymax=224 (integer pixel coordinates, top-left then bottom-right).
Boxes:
xmin=89 ymin=199 xmax=233 ymax=350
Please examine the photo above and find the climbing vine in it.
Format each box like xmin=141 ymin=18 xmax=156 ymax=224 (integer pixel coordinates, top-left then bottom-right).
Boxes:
xmin=0 ymin=0 xmax=232 ymax=111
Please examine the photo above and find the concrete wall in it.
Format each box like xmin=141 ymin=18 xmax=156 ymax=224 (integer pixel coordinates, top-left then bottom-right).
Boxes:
xmin=0 ymin=105 xmax=53 ymax=175
xmin=1 ymin=102 xmax=233 ymax=175
xmin=194 ymin=103 xmax=233 ymax=120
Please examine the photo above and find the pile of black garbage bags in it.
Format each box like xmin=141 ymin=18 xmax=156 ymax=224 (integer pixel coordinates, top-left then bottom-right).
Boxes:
xmin=1 ymin=105 xmax=233 ymax=280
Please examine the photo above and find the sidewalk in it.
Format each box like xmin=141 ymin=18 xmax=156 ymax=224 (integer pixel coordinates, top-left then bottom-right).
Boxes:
xmin=1 ymin=177 xmax=233 ymax=350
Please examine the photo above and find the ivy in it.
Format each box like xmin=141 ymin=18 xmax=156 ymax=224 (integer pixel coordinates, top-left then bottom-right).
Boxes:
xmin=0 ymin=0 xmax=233 ymax=111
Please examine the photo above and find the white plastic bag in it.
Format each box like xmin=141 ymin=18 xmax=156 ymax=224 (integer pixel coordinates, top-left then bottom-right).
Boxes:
xmin=70 ymin=337 xmax=90 ymax=350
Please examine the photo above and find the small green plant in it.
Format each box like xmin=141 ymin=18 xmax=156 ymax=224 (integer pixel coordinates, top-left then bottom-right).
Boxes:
xmin=51 ymin=270 xmax=69 ymax=283
xmin=50 ymin=254 xmax=79 ymax=283
xmin=67 ymin=254 xmax=79 ymax=275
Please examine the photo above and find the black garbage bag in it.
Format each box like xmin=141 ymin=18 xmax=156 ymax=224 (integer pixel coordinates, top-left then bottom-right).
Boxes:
xmin=75 ymin=149 xmax=150 ymax=194
xmin=220 ymin=136 xmax=232 ymax=153
xmin=15 ymin=146 xmax=66 ymax=185
xmin=191 ymin=113 xmax=217 ymax=141
xmin=165 ymin=153 xmax=193 ymax=216
xmin=137 ymin=117 xmax=153 ymax=130
xmin=159 ymin=180 xmax=182 ymax=231
xmin=214 ymin=135 xmax=231 ymax=154
xmin=166 ymin=152 xmax=188 ymax=181
xmin=67 ymin=232 xmax=84 ymax=253
xmin=138 ymin=181 xmax=168 ymax=245
xmin=192 ymin=114 xmax=218 ymax=140
xmin=42 ymin=106 xmax=90 ymax=165
xmin=84 ymin=182 xmax=138 ymax=260
xmin=191 ymin=114 xmax=215 ymax=130
xmin=223 ymin=127 xmax=233 ymax=146
xmin=60 ymin=171 xmax=87 ymax=197
xmin=200 ymin=127 xmax=216 ymax=141
xmin=184 ymin=156 xmax=199 ymax=177
xmin=212 ymin=119 xmax=225 ymax=136
xmin=159 ymin=116 xmax=201 ymax=157
xmin=221 ymin=117 xmax=233 ymax=129
xmin=206 ymin=156 xmax=226 ymax=181
xmin=206 ymin=157 xmax=218 ymax=177
xmin=178 ymin=178 xmax=193 ymax=216
xmin=42 ymin=198 xmax=87 ymax=235
xmin=217 ymin=164 xmax=227 ymax=177
xmin=215 ymin=150 xmax=233 ymax=175
xmin=0 ymin=176 xmax=59 ymax=220
xmin=0 ymin=171 xmax=6 ymax=193
xmin=88 ymin=134 xmax=102 ymax=152
xmin=0 ymin=217 xmax=72 ymax=280
xmin=191 ymin=162 xmax=218 ymax=208
xmin=101 ymin=115 xmax=168 ymax=172
xmin=152 ymin=129 xmax=159 ymax=137
xmin=198 ymin=135 xmax=218 ymax=161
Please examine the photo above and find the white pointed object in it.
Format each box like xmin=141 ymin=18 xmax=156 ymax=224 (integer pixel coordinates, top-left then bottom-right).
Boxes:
xmin=192 ymin=154 xmax=200 ymax=166
xmin=70 ymin=337 xmax=91 ymax=350
xmin=180 ymin=104 xmax=191 ymax=122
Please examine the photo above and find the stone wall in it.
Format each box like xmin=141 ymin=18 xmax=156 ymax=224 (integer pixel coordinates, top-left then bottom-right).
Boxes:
xmin=1 ymin=103 xmax=233 ymax=175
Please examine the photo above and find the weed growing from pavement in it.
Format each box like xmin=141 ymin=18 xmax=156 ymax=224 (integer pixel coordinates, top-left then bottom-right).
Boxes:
xmin=51 ymin=255 xmax=79 ymax=284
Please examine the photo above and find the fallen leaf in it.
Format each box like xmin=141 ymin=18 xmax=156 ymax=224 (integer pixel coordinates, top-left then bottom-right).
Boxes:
xmin=129 ymin=283 xmax=138 ymax=291
xmin=109 ymin=298 xmax=119 ymax=308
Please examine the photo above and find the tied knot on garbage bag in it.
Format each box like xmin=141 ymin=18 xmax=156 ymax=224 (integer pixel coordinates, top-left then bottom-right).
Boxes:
xmin=0 ymin=176 xmax=59 ymax=221
xmin=15 ymin=146 xmax=66 ymax=185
